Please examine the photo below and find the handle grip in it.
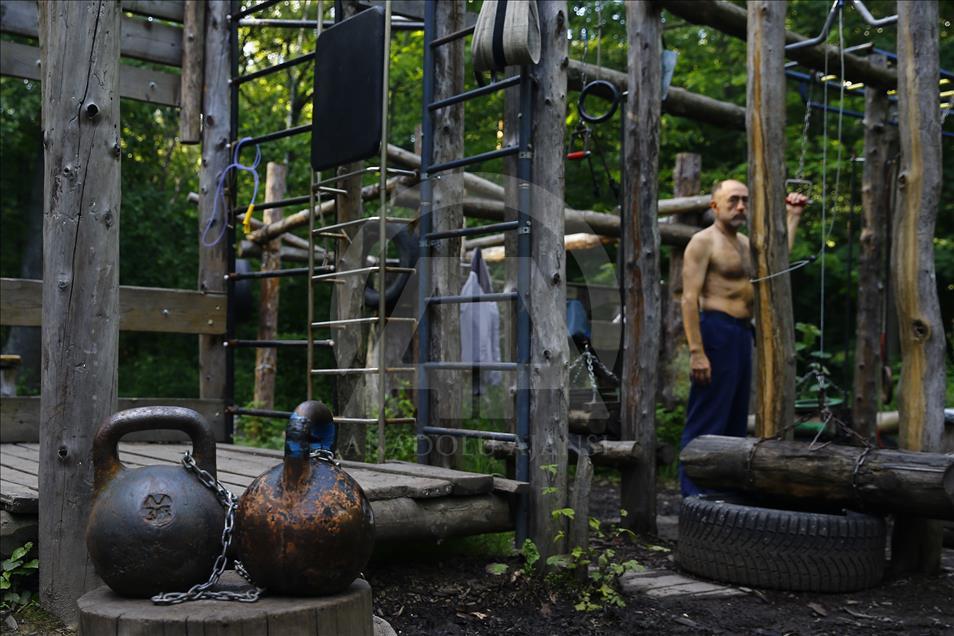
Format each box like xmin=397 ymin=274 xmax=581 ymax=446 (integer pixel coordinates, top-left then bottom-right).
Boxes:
xmin=93 ymin=406 xmax=216 ymax=493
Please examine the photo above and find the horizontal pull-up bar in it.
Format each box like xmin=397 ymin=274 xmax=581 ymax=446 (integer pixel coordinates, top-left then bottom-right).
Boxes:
xmin=420 ymin=426 xmax=519 ymax=443
xmin=430 ymin=25 xmax=476 ymax=48
xmin=226 ymin=266 xmax=331 ymax=281
xmin=428 ymin=74 xmax=521 ymax=111
xmin=231 ymin=52 xmax=314 ymax=85
xmin=426 ymin=220 xmax=520 ymax=241
xmin=426 ymin=292 xmax=518 ymax=305
xmin=229 ymin=0 xmax=283 ymax=22
xmin=238 ymin=18 xmax=423 ymax=30
xmin=228 ymin=124 xmax=310 ymax=150
xmin=225 ymin=339 xmax=333 ymax=349
xmin=428 ymin=145 xmax=519 ymax=175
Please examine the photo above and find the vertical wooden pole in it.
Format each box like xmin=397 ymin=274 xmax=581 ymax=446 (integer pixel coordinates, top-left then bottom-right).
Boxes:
xmin=253 ymin=162 xmax=286 ymax=409
xmin=334 ymin=0 xmax=369 ymax=460
xmin=425 ymin=0 xmax=465 ymax=467
xmin=852 ymin=55 xmax=890 ymax=442
xmin=38 ymin=0 xmax=120 ymax=624
xmin=528 ymin=0 xmax=569 ymax=560
xmin=890 ymin=0 xmax=945 ymax=576
xmin=747 ymin=0 xmax=794 ymax=439
xmin=659 ymin=153 xmax=701 ymax=409
xmin=178 ymin=0 xmax=205 ymax=144
xmin=620 ymin=0 xmax=661 ymax=534
xmin=198 ymin=1 xmax=230 ymax=436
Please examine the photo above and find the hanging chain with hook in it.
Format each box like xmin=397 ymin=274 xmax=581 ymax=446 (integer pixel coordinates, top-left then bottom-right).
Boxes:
xmin=151 ymin=453 xmax=265 ymax=605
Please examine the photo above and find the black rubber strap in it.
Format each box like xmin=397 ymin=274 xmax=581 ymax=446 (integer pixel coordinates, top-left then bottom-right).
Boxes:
xmin=492 ymin=0 xmax=508 ymax=70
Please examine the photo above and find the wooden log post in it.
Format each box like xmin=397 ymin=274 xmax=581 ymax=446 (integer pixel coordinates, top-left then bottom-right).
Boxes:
xmin=620 ymin=0 xmax=661 ymax=534
xmin=424 ymin=0 xmax=465 ymax=467
xmin=197 ymin=1 xmax=230 ymax=435
xmin=890 ymin=0 xmax=945 ymax=577
xmin=528 ymin=0 xmax=570 ymax=562
xmin=177 ymin=0 xmax=205 ymax=144
xmin=747 ymin=0 xmax=794 ymax=438
xmin=681 ymin=435 xmax=954 ymax=521
xmin=38 ymin=0 xmax=121 ymax=623
xmin=852 ymin=55 xmax=891 ymax=442
xmin=659 ymin=153 xmax=701 ymax=409
xmin=252 ymin=162 xmax=286 ymax=409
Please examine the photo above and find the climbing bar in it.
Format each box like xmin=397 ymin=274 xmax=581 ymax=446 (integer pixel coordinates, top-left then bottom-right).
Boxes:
xmin=238 ymin=18 xmax=423 ymax=30
xmin=231 ymin=194 xmax=311 ymax=216
xmin=430 ymin=25 xmax=476 ymax=48
xmin=232 ymin=52 xmax=315 ymax=85
xmin=226 ymin=266 xmax=331 ymax=281
xmin=315 ymin=166 xmax=417 ymax=186
xmin=229 ymin=124 xmax=311 ymax=150
xmin=312 ymin=216 xmax=415 ymax=235
xmin=426 ymin=292 xmax=517 ymax=305
xmin=427 ymin=221 xmax=519 ymax=241
xmin=335 ymin=417 xmax=417 ymax=425
xmin=420 ymin=426 xmax=518 ymax=443
xmin=229 ymin=0 xmax=283 ymax=22
xmin=310 ymin=316 xmax=417 ymax=328
xmin=428 ymin=145 xmax=519 ymax=175
xmin=224 ymin=339 xmax=333 ymax=348
xmin=422 ymin=361 xmax=519 ymax=371
xmin=428 ymin=74 xmax=521 ymax=111
xmin=310 ymin=367 xmax=415 ymax=375
xmin=311 ymin=265 xmax=415 ymax=282
xmin=228 ymin=405 xmax=291 ymax=419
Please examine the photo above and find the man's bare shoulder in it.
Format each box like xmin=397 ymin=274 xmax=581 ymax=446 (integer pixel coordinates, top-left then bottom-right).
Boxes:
xmin=685 ymin=226 xmax=715 ymax=254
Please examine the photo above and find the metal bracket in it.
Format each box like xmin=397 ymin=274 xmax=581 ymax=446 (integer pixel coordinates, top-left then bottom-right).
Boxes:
xmin=518 ymin=151 xmax=533 ymax=160
xmin=518 ymin=223 xmax=531 ymax=235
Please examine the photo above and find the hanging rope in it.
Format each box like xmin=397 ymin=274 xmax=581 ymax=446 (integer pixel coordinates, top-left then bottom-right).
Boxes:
xmin=201 ymin=137 xmax=261 ymax=247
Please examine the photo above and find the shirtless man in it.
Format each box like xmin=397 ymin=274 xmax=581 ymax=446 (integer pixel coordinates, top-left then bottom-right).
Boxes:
xmin=678 ymin=179 xmax=807 ymax=497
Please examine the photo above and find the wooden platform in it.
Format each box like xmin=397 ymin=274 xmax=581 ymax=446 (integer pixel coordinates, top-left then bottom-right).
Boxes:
xmin=0 ymin=442 xmax=525 ymax=543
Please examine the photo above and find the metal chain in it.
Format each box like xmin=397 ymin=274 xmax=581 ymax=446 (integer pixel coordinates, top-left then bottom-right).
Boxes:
xmin=151 ymin=453 xmax=265 ymax=605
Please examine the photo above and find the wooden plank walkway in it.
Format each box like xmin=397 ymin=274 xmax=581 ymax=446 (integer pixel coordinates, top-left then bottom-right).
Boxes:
xmin=0 ymin=443 xmax=524 ymax=541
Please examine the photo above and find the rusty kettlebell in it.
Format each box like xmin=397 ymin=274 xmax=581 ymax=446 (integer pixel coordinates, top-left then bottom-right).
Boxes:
xmin=86 ymin=407 xmax=225 ymax=598
xmin=234 ymin=401 xmax=375 ymax=596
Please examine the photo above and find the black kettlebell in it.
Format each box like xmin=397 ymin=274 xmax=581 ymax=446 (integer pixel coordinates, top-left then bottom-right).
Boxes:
xmin=86 ymin=406 xmax=225 ymax=598
xmin=234 ymin=401 xmax=375 ymax=596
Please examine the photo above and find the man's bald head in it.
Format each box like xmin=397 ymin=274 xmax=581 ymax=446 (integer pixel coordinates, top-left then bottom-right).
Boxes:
xmin=710 ymin=179 xmax=749 ymax=233
xmin=712 ymin=179 xmax=747 ymax=197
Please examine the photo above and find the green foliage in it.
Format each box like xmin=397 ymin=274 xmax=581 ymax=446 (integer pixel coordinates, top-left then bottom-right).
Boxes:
xmin=1 ymin=542 xmax=38 ymax=610
xmin=234 ymin=401 xmax=287 ymax=449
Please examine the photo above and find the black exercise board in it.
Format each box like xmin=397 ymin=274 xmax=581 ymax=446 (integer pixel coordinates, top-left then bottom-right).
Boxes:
xmin=311 ymin=7 xmax=385 ymax=172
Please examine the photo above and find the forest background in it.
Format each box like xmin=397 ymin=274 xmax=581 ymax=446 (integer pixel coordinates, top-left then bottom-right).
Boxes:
xmin=1 ymin=0 xmax=951 ymax=457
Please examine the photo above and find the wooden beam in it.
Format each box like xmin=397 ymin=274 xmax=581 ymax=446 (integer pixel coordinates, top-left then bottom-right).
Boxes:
xmin=1 ymin=397 xmax=227 ymax=443
xmin=658 ymin=0 xmax=897 ymax=89
xmin=620 ymin=0 xmax=661 ymax=535
xmin=890 ymin=0 xmax=945 ymax=577
xmin=198 ymin=2 xmax=230 ymax=425
xmin=38 ymin=0 xmax=121 ymax=623
xmin=1 ymin=1 xmax=184 ymax=68
xmin=0 ymin=278 xmax=226 ymax=335
xmin=852 ymin=55 xmax=892 ymax=442
xmin=0 ymin=41 xmax=180 ymax=107
xmin=370 ymin=495 xmax=512 ymax=543
xmin=567 ymin=60 xmax=746 ymax=131
xmin=681 ymin=435 xmax=954 ymax=521
xmin=122 ymin=0 xmax=186 ymax=22
xmin=747 ymin=0 xmax=795 ymax=438
xmin=177 ymin=1 xmax=204 ymax=143
xmin=527 ymin=0 xmax=570 ymax=564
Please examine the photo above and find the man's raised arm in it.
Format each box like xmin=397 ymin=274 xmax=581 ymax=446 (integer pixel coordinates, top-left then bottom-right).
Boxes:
xmin=681 ymin=235 xmax=711 ymax=385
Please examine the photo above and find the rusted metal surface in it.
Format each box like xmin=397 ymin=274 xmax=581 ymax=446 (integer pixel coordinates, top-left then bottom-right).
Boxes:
xmin=86 ymin=407 xmax=224 ymax=598
xmin=234 ymin=402 xmax=375 ymax=596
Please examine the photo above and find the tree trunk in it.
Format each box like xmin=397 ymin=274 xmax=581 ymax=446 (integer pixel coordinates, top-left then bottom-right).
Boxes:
xmin=852 ymin=55 xmax=891 ymax=442
xmin=252 ymin=162 xmax=286 ymax=409
xmin=890 ymin=0 xmax=945 ymax=577
xmin=681 ymin=435 xmax=954 ymax=521
xmin=619 ymin=0 xmax=661 ymax=535
xmin=38 ymin=0 xmax=121 ymax=624
xmin=747 ymin=0 xmax=794 ymax=438
xmin=659 ymin=153 xmax=701 ymax=409
xmin=424 ymin=0 xmax=465 ymax=468
xmin=528 ymin=0 xmax=570 ymax=561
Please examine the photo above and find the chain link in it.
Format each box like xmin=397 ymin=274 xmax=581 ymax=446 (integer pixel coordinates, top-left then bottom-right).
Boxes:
xmin=151 ymin=453 xmax=265 ymax=605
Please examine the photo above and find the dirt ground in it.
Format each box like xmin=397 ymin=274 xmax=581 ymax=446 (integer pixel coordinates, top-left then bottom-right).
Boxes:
xmin=367 ymin=479 xmax=954 ymax=636
xmin=3 ymin=479 xmax=952 ymax=635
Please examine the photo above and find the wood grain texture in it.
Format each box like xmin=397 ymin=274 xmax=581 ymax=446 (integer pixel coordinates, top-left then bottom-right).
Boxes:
xmin=177 ymin=0 xmax=205 ymax=142
xmin=197 ymin=1 xmax=230 ymax=407
xmin=38 ymin=0 xmax=122 ymax=622
xmin=890 ymin=0 xmax=945 ymax=577
xmin=1 ymin=278 xmax=226 ymax=334
xmin=853 ymin=55 xmax=892 ymax=442
xmin=253 ymin=162 xmax=286 ymax=409
xmin=425 ymin=0 xmax=466 ymax=467
xmin=620 ymin=0 xmax=661 ymax=534
xmin=528 ymin=0 xmax=570 ymax=561
xmin=0 ymin=40 xmax=181 ymax=107
xmin=747 ymin=0 xmax=795 ymax=438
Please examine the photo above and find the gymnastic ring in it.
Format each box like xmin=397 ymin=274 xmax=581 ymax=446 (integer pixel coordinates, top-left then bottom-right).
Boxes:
xmin=578 ymin=80 xmax=620 ymax=124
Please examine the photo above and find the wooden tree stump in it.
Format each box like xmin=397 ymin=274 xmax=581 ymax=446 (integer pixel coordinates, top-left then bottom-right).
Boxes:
xmin=78 ymin=573 xmax=374 ymax=635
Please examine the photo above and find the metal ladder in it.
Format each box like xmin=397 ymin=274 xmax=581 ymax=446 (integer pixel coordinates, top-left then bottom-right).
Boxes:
xmin=417 ymin=3 xmax=533 ymax=541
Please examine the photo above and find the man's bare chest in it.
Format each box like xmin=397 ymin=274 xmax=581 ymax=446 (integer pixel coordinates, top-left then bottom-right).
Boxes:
xmin=709 ymin=237 xmax=753 ymax=281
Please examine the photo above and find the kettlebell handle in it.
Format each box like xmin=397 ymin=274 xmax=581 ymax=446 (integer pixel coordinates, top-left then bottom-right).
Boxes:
xmin=93 ymin=406 xmax=217 ymax=493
